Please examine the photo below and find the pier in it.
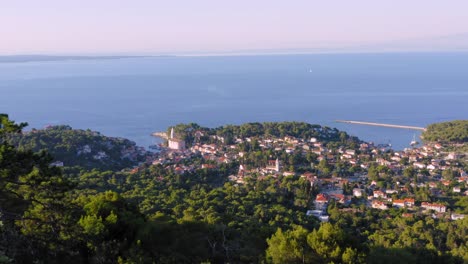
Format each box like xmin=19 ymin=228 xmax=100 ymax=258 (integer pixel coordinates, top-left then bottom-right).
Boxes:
xmin=335 ymin=120 xmax=426 ymax=131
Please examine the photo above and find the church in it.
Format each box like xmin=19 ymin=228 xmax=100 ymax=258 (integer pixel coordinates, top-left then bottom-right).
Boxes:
xmin=168 ymin=127 xmax=185 ymax=150
xmin=263 ymin=158 xmax=281 ymax=174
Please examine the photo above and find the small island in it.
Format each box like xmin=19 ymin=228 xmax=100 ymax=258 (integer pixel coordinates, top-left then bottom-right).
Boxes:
xmin=0 ymin=55 xmax=153 ymax=63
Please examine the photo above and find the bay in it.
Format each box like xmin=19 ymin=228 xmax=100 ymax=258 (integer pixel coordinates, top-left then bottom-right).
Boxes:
xmin=1 ymin=53 xmax=467 ymax=150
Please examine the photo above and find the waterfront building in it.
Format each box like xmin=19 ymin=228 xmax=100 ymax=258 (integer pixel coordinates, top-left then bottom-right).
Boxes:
xmin=168 ymin=128 xmax=186 ymax=150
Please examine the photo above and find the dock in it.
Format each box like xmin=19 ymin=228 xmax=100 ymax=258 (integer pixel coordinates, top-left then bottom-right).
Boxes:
xmin=335 ymin=120 xmax=426 ymax=131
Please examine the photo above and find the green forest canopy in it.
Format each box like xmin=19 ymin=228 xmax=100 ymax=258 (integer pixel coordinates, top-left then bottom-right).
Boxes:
xmin=1 ymin=114 xmax=467 ymax=263
xmin=4 ymin=125 xmax=146 ymax=170
xmin=422 ymin=120 xmax=468 ymax=143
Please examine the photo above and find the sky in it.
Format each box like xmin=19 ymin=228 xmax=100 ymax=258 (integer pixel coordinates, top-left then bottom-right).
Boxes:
xmin=1 ymin=0 xmax=468 ymax=55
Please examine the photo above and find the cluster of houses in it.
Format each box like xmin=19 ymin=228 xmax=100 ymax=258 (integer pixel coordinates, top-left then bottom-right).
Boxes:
xmin=370 ymin=144 xmax=463 ymax=172
xmin=51 ymin=140 xmax=149 ymax=168
xmin=149 ymin=127 xmax=467 ymax=221
xmin=310 ymin=187 xmax=465 ymax=222
xmin=310 ymin=170 xmax=466 ymax=221
xmin=120 ymin=145 xmax=148 ymax=162
xmin=309 ymin=173 xmax=466 ymax=221
xmin=75 ymin=141 xmax=147 ymax=162
xmin=299 ymin=166 xmax=463 ymax=219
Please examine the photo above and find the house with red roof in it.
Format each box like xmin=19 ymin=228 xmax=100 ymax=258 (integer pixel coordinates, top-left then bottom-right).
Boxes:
xmin=392 ymin=198 xmax=415 ymax=208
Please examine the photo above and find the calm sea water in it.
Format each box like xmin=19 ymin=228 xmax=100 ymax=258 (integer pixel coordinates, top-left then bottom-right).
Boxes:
xmin=1 ymin=53 xmax=467 ymax=150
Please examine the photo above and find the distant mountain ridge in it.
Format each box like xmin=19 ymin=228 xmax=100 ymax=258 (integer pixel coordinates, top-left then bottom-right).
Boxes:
xmin=0 ymin=55 xmax=154 ymax=63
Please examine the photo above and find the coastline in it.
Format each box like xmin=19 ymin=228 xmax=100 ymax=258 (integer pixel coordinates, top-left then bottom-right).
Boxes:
xmin=152 ymin=131 xmax=168 ymax=140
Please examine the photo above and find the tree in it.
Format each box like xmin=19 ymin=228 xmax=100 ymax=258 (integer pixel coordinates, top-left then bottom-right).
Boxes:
xmin=422 ymin=120 xmax=468 ymax=143
xmin=0 ymin=114 xmax=27 ymax=136
xmin=403 ymin=167 xmax=416 ymax=178
xmin=368 ymin=164 xmax=379 ymax=181
xmin=442 ymin=169 xmax=456 ymax=181
xmin=76 ymin=191 xmax=145 ymax=263
xmin=342 ymin=247 xmax=359 ymax=264
xmin=0 ymin=114 xmax=79 ymax=262
xmin=317 ymin=159 xmax=331 ymax=176
xmin=266 ymin=226 xmax=314 ymax=264
xmin=307 ymin=222 xmax=347 ymax=263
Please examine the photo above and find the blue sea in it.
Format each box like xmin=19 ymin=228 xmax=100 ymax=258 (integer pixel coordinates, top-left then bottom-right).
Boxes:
xmin=1 ymin=53 xmax=467 ymax=150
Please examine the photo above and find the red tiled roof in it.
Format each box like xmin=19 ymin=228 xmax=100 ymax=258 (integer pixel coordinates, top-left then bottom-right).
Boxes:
xmin=315 ymin=193 xmax=329 ymax=202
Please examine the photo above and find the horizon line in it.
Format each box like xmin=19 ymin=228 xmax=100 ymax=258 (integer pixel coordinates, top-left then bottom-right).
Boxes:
xmin=2 ymin=49 xmax=468 ymax=58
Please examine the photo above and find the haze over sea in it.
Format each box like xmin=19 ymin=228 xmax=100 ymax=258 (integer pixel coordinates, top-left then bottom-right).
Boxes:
xmin=1 ymin=53 xmax=467 ymax=150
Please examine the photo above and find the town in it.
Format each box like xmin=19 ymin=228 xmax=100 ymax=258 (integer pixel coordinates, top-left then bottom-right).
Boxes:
xmin=3 ymin=116 xmax=467 ymax=263
xmin=144 ymin=123 xmax=467 ymax=223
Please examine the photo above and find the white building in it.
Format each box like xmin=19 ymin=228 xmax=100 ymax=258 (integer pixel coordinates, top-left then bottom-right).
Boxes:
xmin=353 ymin=188 xmax=364 ymax=197
xmin=168 ymin=128 xmax=185 ymax=150
xmin=451 ymin=214 xmax=465 ymax=220
xmin=371 ymin=200 xmax=388 ymax=210
xmin=50 ymin=161 xmax=64 ymax=167
xmin=421 ymin=202 xmax=446 ymax=213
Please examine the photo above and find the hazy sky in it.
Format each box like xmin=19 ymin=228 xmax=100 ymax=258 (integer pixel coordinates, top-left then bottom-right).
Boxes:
xmin=2 ymin=0 xmax=468 ymax=55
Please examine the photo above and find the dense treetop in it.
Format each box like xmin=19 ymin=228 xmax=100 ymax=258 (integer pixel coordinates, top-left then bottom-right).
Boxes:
xmin=4 ymin=125 xmax=147 ymax=170
xmin=1 ymin=114 xmax=467 ymax=263
xmin=0 ymin=114 xmax=27 ymax=136
xmin=171 ymin=121 xmax=361 ymax=147
xmin=422 ymin=120 xmax=468 ymax=143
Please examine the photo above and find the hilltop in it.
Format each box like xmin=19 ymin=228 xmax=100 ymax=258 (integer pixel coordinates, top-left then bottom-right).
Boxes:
xmin=422 ymin=120 xmax=468 ymax=143
xmin=4 ymin=125 xmax=150 ymax=170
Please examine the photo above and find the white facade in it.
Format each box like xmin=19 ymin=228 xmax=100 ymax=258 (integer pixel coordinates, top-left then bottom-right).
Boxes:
xmin=168 ymin=139 xmax=185 ymax=150
xmin=168 ymin=127 xmax=185 ymax=150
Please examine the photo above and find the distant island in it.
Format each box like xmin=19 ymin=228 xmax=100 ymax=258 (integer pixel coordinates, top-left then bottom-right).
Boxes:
xmin=0 ymin=54 xmax=164 ymax=63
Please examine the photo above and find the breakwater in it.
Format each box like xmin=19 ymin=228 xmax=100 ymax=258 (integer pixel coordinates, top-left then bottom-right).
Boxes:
xmin=336 ymin=120 xmax=426 ymax=131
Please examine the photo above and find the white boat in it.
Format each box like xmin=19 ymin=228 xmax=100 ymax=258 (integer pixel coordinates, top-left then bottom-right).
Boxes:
xmin=410 ymin=134 xmax=419 ymax=146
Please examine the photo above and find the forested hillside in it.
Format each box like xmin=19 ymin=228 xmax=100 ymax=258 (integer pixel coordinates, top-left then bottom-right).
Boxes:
xmin=1 ymin=114 xmax=467 ymax=263
xmin=169 ymin=121 xmax=361 ymax=148
xmin=422 ymin=120 xmax=468 ymax=143
xmin=5 ymin=125 xmax=148 ymax=170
